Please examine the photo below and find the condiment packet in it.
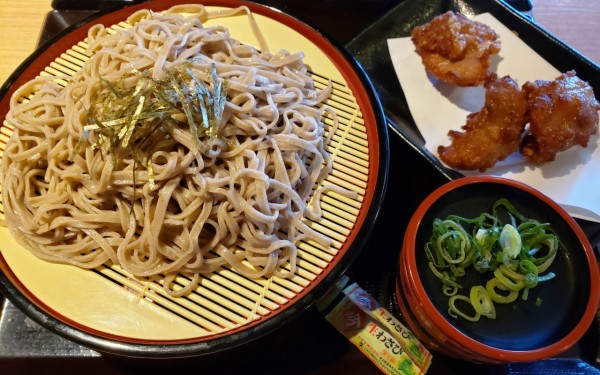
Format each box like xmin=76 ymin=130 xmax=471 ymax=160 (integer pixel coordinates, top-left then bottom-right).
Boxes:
xmin=325 ymin=281 xmax=432 ymax=375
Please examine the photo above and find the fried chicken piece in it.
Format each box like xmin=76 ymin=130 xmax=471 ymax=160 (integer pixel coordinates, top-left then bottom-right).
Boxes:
xmin=437 ymin=75 xmax=528 ymax=172
xmin=519 ymin=71 xmax=600 ymax=164
xmin=411 ymin=11 xmax=501 ymax=87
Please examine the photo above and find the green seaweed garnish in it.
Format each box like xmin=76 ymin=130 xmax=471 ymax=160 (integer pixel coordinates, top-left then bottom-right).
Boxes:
xmin=72 ymin=62 xmax=227 ymax=191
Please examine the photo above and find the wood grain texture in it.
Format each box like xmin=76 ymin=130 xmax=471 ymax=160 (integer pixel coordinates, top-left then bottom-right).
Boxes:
xmin=0 ymin=0 xmax=598 ymax=85
xmin=532 ymin=0 xmax=600 ymax=64
xmin=0 ymin=0 xmax=52 ymax=84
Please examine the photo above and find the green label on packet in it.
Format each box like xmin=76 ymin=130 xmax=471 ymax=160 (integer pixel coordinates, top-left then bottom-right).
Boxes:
xmin=325 ymin=282 xmax=432 ymax=375
xmin=342 ymin=283 xmax=432 ymax=371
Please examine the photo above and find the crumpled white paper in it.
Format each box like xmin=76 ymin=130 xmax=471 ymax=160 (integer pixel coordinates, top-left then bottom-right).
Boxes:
xmin=387 ymin=13 xmax=600 ymax=222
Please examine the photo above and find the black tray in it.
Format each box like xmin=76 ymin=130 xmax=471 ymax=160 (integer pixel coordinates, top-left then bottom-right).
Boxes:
xmin=0 ymin=1 xmax=599 ymax=374
xmin=345 ymin=0 xmax=600 ymax=373
xmin=346 ymin=0 xmax=600 ymax=249
xmin=347 ymin=0 xmax=600 ymax=156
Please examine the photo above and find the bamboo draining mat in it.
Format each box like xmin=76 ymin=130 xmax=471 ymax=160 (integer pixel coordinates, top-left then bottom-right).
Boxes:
xmin=0 ymin=10 xmax=372 ymax=342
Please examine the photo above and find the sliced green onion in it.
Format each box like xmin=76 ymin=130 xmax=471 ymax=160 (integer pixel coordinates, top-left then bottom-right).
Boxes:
xmin=425 ymin=198 xmax=561 ymax=322
xmin=493 ymin=265 xmax=525 ymax=291
xmin=486 ymin=278 xmax=519 ymax=304
xmin=499 ymin=224 xmax=522 ymax=260
xmin=428 ymin=262 xmax=463 ymax=290
xmin=538 ymin=272 xmax=556 ymax=282
xmin=518 ymin=260 xmax=539 ymax=288
xmin=470 ymin=286 xmax=496 ymax=319
xmin=448 ymin=295 xmax=481 ymax=322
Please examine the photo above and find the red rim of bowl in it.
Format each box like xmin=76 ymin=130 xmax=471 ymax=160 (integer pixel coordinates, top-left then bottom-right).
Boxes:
xmin=395 ymin=280 xmax=447 ymax=353
xmin=401 ymin=175 xmax=600 ymax=363
xmin=399 ymin=245 xmax=506 ymax=363
xmin=0 ymin=0 xmax=389 ymax=357
xmin=399 ymin=247 xmax=497 ymax=363
xmin=395 ymin=270 xmax=472 ymax=360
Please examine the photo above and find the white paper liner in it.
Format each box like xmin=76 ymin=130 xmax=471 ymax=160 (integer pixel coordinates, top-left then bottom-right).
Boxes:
xmin=387 ymin=13 xmax=600 ymax=222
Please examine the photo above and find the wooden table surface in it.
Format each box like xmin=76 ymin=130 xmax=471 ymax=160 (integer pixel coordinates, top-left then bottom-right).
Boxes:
xmin=532 ymin=0 xmax=600 ymax=64
xmin=0 ymin=0 xmax=599 ymax=85
xmin=0 ymin=0 xmax=598 ymax=373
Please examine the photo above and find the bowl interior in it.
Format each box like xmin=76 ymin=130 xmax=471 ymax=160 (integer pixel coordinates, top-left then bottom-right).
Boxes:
xmin=0 ymin=0 xmax=388 ymax=356
xmin=413 ymin=181 xmax=592 ymax=351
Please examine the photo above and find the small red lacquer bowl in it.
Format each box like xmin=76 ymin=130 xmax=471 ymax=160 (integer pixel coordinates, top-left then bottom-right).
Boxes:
xmin=397 ymin=176 xmax=599 ymax=363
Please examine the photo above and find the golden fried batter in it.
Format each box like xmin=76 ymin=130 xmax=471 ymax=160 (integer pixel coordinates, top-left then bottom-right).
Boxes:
xmin=411 ymin=11 xmax=501 ymax=87
xmin=519 ymin=71 xmax=600 ymax=164
xmin=438 ymin=75 xmax=528 ymax=172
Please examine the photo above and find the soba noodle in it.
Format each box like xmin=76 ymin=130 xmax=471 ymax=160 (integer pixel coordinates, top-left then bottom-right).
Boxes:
xmin=0 ymin=5 xmax=355 ymax=296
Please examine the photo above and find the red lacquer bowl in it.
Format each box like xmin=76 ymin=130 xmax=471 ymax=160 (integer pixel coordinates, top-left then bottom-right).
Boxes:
xmin=398 ymin=176 xmax=599 ymax=363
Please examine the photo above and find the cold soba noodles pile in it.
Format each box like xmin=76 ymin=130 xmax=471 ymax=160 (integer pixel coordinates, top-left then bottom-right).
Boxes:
xmin=1 ymin=5 xmax=354 ymax=296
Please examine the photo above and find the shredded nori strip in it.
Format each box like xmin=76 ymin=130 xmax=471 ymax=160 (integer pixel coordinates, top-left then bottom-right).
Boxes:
xmin=72 ymin=62 xmax=227 ymax=192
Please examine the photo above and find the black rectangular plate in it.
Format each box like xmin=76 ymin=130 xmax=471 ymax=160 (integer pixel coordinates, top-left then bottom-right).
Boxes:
xmin=346 ymin=0 xmax=600 ymax=247
xmin=344 ymin=0 xmax=600 ymax=373
xmin=347 ymin=0 xmax=600 ymax=146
